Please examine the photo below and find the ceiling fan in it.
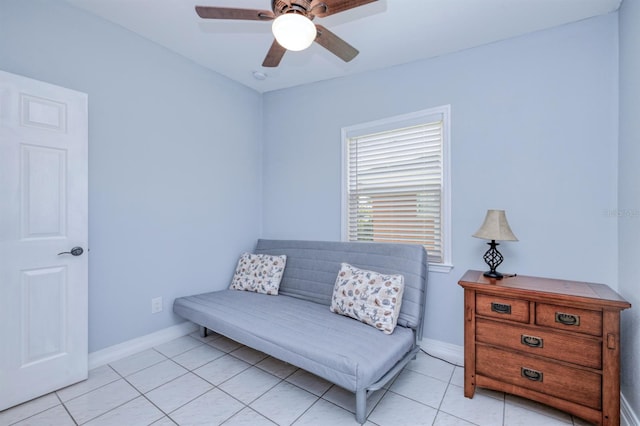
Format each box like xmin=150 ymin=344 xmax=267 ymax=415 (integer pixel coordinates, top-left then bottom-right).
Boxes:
xmin=195 ymin=0 xmax=377 ymax=67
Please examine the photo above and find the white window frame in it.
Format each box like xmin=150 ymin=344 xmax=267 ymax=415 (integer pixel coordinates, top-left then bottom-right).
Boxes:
xmin=341 ymin=105 xmax=452 ymax=273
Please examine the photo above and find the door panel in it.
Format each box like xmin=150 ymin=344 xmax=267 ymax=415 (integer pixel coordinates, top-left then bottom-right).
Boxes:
xmin=0 ymin=70 xmax=88 ymax=411
xmin=22 ymin=266 xmax=67 ymax=365
xmin=22 ymin=144 xmax=67 ymax=238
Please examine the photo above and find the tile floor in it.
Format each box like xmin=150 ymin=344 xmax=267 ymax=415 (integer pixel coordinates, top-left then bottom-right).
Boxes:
xmin=0 ymin=331 xmax=595 ymax=426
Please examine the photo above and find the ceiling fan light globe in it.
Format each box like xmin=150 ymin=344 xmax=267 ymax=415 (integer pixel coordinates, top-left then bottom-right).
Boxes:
xmin=272 ymin=13 xmax=316 ymax=51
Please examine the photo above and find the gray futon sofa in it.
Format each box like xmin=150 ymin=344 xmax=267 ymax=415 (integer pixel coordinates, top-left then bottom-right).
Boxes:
xmin=173 ymin=239 xmax=428 ymax=424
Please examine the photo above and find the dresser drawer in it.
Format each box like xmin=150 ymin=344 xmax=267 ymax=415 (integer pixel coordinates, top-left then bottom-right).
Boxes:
xmin=476 ymin=294 xmax=529 ymax=323
xmin=476 ymin=345 xmax=602 ymax=409
xmin=536 ymin=303 xmax=602 ymax=336
xmin=475 ymin=318 xmax=602 ymax=369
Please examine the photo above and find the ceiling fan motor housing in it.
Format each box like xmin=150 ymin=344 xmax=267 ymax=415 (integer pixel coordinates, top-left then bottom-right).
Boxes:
xmin=273 ymin=0 xmax=317 ymax=18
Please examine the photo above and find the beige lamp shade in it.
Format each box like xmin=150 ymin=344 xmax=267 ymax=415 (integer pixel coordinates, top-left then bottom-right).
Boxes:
xmin=473 ymin=210 xmax=518 ymax=241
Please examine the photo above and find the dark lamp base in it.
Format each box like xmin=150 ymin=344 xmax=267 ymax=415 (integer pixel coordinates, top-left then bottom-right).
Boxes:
xmin=483 ymin=270 xmax=504 ymax=280
xmin=482 ymin=240 xmax=505 ymax=280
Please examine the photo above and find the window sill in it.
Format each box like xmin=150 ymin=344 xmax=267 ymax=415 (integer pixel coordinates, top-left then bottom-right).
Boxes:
xmin=428 ymin=263 xmax=454 ymax=273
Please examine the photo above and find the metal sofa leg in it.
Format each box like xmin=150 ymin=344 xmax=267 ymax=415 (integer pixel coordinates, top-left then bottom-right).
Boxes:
xmin=199 ymin=325 xmax=207 ymax=338
xmin=355 ymin=389 xmax=367 ymax=424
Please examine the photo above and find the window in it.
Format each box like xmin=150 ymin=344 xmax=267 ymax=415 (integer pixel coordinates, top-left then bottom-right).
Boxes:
xmin=341 ymin=106 xmax=451 ymax=271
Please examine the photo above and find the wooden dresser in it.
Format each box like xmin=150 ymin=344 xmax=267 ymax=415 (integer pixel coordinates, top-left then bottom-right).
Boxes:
xmin=458 ymin=270 xmax=631 ymax=426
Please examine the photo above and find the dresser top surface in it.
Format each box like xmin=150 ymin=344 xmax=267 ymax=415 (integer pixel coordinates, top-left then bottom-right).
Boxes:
xmin=458 ymin=270 xmax=631 ymax=310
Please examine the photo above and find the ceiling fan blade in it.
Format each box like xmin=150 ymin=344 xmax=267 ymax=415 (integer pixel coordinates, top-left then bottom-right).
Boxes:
xmin=262 ymin=40 xmax=287 ymax=67
xmin=314 ymin=25 xmax=358 ymax=62
xmin=311 ymin=0 xmax=377 ymax=18
xmin=195 ymin=6 xmax=275 ymax=21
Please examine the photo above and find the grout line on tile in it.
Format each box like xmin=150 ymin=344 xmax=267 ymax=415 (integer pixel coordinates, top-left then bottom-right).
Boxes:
xmin=385 ymin=388 xmax=443 ymax=412
xmin=72 ymin=391 xmax=142 ymax=426
xmin=290 ymin=397 xmax=338 ymax=426
xmin=60 ymin=399 xmax=79 ymax=426
xmin=435 ymin=381 xmax=452 ymax=412
xmin=3 ymin=397 xmax=65 ymax=426
xmin=196 ymin=357 xmax=253 ymax=388
xmin=154 ymin=336 xmax=205 ymax=359
xmin=248 ymin=375 xmax=285 ymax=406
xmin=147 ymin=377 xmax=214 ymax=415
xmin=138 ymin=392 xmax=170 ymax=418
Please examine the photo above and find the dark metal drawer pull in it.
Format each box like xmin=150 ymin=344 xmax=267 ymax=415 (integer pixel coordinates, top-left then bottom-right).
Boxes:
xmin=555 ymin=312 xmax=580 ymax=326
xmin=521 ymin=334 xmax=544 ymax=348
xmin=491 ymin=302 xmax=511 ymax=315
xmin=521 ymin=367 xmax=543 ymax=382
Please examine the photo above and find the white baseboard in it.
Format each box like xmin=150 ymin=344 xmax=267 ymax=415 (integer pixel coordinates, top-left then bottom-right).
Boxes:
xmin=88 ymin=321 xmax=198 ymax=369
xmin=622 ymin=392 xmax=640 ymax=426
xmin=419 ymin=337 xmax=464 ymax=366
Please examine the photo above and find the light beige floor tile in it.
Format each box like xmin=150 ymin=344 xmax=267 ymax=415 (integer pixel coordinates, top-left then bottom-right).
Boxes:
xmin=504 ymin=401 xmax=573 ymax=425
xmin=189 ymin=329 xmax=222 ymax=343
xmin=369 ymin=392 xmax=438 ymax=426
xmin=170 ymin=388 xmax=244 ymax=425
xmin=433 ymin=410 xmax=477 ymax=426
xmin=450 ymin=366 xmax=465 ymax=388
xmin=293 ymin=399 xmax=375 ymax=426
xmin=390 ymin=369 xmax=449 ymax=408
xmin=154 ymin=336 xmax=203 ymax=358
xmin=109 ymin=349 xmax=167 ymax=377
xmin=505 ymin=394 xmax=573 ymax=423
xmin=145 ymin=372 xmax=213 ymax=414
xmin=64 ymin=379 xmax=140 ymax=424
xmin=218 ymin=367 xmax=281 ymax=404
xmin=229 ymin=346 xmax=269 ymax=365
xmin=406 ymin=351 xmax=456 ymax=383
xmin=126 ymin=359 xmax=188 ymax=393
xmin=475 ymin=386 xmax=506 ymax=401
xmin=208 ymin=336 xmax=243 ymax=353
xmin=222 ymin=407 xmax=276 ymax=426
xmin=12 ymin=404 xmax=75 ymax=426
xmin=255 ymin=357 xmax=298 ymax=379
xmin=251 ymin=381 xmax=318 ymax=425
xmin=439 ymin=384 xmax=504 ymax=426
xmin=285 ymin=370 xmax=332 ymax=397
xmin=83 ymin=396 xmax=164 ymax=426
xmin=321 ymin=385 xmax=384 ymax=416
xmin=57 ymin=365 xmax=120 ymax=402
xmin=193 ymin=354 xmax=251 ymax=385
xmin=150 ymin=416 xmax=177 ymax=425
xmin=0 ymin=393 xmax=60 ymax=425
xmin=172 ymin=344 xmax=225 ymax=371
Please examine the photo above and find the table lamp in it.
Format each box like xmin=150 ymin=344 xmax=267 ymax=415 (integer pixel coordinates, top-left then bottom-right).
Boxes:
xmin=472 ymin=210 xmax=518 ymax=279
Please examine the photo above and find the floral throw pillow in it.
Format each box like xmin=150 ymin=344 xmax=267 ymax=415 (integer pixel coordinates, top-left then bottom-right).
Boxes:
xmin=330 ymin=263 xmax=405 ymax=334
xmin=229 ymin=253 xmax=287 ymax=295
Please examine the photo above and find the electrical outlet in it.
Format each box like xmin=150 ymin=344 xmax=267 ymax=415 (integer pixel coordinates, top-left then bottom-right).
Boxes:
xmin=151 ymin=297 xmax=163 ymax=314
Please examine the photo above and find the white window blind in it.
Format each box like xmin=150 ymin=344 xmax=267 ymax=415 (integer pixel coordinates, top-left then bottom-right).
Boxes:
xmin=344 ymin=113 xmax=447 ymax=265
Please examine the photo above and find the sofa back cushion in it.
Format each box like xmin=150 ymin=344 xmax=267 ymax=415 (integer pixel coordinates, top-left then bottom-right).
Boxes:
xmin=254 ymin=239 xmax=428 ymax=330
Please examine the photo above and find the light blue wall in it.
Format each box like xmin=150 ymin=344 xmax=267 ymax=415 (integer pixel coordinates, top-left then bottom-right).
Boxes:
xmin=262 ymin=14 xmax=620 ymax=346
xmin=618 ymin=0 xmax=640 ymax=418
xmin=0 ymin=0 xmax=628 ymax=378
xmin=0 ymin=0 xmax=263 ymax=352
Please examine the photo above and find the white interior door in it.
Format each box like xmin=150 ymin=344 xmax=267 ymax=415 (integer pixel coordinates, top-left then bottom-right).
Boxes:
xmin=0 ymin=70 xmax=88 ymax=411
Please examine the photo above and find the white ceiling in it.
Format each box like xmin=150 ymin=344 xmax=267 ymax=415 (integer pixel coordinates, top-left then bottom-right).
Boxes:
xmin=64 ymin=0 xmax=621 ymax=93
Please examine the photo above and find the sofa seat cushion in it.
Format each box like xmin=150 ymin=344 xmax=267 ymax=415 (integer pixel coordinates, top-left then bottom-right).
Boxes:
xmin=173 ymin=290 xmax=415 ymax=392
